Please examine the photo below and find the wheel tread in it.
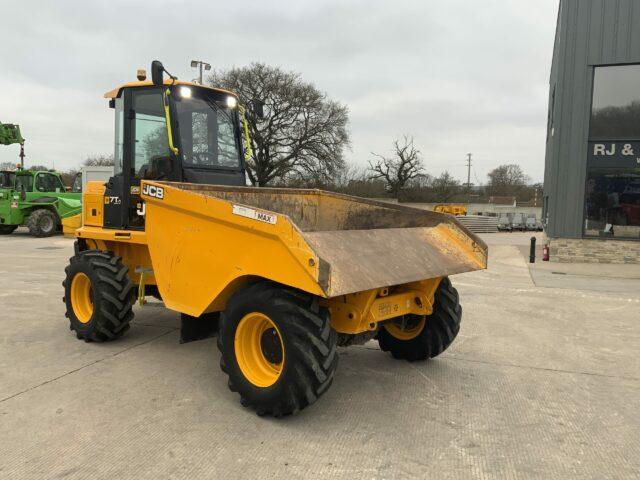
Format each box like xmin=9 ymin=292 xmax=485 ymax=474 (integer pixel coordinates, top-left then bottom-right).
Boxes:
xmin=377 ymin=277 xmax=462 ymax=361
xmin=27 ymin=209 xmax=59 ymax=237
xmin=217 ymin=281 xmax=338 ymax=416
xmin=63 ymin=249 xmax=135 ymax=342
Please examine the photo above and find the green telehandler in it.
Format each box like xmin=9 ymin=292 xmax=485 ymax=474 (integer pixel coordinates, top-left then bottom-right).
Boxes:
xmin=1 ymin=122 xmax=82 ymax=236
xmin=0 ymin=168 xmax=82 ymax=236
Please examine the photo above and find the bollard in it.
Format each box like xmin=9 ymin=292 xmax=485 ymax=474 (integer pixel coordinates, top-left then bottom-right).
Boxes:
xmin=529 ymin=236 xmax=536 ymax=263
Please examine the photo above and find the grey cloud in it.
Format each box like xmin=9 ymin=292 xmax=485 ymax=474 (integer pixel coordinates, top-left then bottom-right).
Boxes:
xmin=1 ymin=0 xmax=557 ymax=182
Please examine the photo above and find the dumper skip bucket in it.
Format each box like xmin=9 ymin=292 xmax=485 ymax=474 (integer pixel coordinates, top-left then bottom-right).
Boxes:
xmin=140 ymin=182 xmax=487 ymax=315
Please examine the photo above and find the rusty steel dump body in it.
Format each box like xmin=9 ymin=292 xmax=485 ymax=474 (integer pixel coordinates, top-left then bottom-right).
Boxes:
xmin=145 ymin=182 xmax=488 ymax=300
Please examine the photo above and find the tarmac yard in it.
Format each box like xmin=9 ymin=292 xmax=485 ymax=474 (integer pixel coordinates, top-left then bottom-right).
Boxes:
xmin=1 ymin=230 xmax=639 ymax=479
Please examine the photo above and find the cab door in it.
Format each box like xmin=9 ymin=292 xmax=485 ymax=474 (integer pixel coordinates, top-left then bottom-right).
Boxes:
xmin=104 ymin=87 xmax=174 ymax=229
xmin=34 ymin=172 xmax=64 ymax=195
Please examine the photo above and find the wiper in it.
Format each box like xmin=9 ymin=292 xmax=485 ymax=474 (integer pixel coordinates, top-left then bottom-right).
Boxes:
xmin=200 ymin=96 xmax=234 ymax=124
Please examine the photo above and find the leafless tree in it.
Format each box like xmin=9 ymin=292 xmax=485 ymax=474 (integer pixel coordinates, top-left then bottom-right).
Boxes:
xmin=486 ymin=164 xmax=530 ymax=197
xmin=0 ymin=161 xmax=16 ymax=170
xmin=209 ymin=63 xmax=350 ymax=186
xmin=431 ymin=171 xmax=461 ymax=202
xmin=59 ymin=169 xmax=79 ymax=187
xmin=368 ymin=135 xmax=424 ymax=197
xmin=83 ymin=154 xmax=114 ymax=167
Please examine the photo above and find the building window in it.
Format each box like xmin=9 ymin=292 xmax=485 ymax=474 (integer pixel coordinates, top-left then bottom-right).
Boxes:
xmin=590 ymin=64 xmax=640 ymax=140
xmin=547 ymin=85 xmax=555 ymax=140
xmin=585 ymin=64 xmax=640 ymax=240
xmin=584 ymin=167 xmax=640 ymax=239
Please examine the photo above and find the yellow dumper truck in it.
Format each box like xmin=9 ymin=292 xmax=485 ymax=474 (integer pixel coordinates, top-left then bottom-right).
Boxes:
xmin=433 ymin=204 xmax=467 ymax=216
xmin=63 ymin=62 xmax=488 ymax=416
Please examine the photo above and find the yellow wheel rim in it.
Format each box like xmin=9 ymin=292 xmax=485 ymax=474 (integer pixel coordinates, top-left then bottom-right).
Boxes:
xmin=235 ymin=312 xmax=284 ymax=388
xmin=71 ymin=272 xmax=93 ymax=324
xmin=384 ymin=316 xmax=425 ymax=341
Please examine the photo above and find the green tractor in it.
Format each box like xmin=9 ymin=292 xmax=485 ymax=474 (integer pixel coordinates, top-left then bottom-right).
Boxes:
xmin=0 ymin=168 xmax=82 ymax=236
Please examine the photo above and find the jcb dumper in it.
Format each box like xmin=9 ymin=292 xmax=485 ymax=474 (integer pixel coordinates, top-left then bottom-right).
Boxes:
xmin=63 ymin=62 xmax=488 ymax=416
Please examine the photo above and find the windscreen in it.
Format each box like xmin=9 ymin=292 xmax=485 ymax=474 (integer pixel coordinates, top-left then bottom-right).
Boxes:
xmin=174 ymin=87 xmax=241 ymax=170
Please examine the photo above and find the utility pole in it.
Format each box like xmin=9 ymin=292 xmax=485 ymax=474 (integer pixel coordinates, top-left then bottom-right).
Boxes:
xmin=466 ymin=153 xmax=472 ymax=204
xmin=190 ymin=60 xmax=211 ymax=85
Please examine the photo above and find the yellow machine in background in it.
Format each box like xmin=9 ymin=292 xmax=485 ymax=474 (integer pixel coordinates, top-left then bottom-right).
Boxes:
xmin=433 ymin=203 xmax=467 ymax=216
xmin=62 ymin=167 xmax=114 ymax=237
xmin=61 ymin=214 xmax=81 ymax=237
xmin=62 ymin=61 xmax=488 ymax=417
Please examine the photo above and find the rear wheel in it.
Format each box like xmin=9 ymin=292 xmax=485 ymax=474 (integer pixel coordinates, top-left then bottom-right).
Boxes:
xmin=218 ymin=282 xmax=338 ymax=417
xmin=377 ymin=277 xmax=462 ymax=361
xmin=0 ymin=225 xmax=17 ymax=235
xmin=62 ymin=250 xmax=135 ymax=342
xmin=27 ymin=208 xmax=58 ymax=237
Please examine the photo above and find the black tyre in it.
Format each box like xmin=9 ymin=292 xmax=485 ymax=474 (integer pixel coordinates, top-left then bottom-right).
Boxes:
xmin=218 ymin=281 xmax=338 ymax=417
xmin=377 ymin=277 xmax=462 ymax=361
xmin=27 ymin=208 xmax=58 ymax=237
xmin=62 ymin=250 xmax=135 ymax=342
xmin=0 ymin=225 xmax=17 ymax=235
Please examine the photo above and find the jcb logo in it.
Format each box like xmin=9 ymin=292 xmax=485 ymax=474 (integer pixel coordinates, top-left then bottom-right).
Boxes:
xmin=142 ymin=184 xmax=164 ymax=200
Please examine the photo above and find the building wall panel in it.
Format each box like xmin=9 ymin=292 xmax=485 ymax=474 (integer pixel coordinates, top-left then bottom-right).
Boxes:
xmin=545 ymin=0 xmax=640 ymax=238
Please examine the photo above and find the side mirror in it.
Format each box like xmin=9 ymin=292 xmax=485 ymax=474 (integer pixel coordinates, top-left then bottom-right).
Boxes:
xmin=251 ymin=99 xmax=265 ymax=119
xmin=151 ymin=60 xmax=165 ymax=86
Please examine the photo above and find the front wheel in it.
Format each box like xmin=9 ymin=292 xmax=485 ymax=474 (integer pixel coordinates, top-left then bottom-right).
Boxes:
xmin=0 ymin=225 xmax=17 ymax=235
xmin=377 ymin=277 xmax=462 ymax=361
xmin=218 ymin=282 xmax=338 ymax=417
xmin=62 ymin=250 xmax=135 ymax=342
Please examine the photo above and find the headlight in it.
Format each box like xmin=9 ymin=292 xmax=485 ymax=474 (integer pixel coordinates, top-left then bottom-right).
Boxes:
xmin=179 ymin=86 xmax=192 ymax=98
xmin=226 ymin=96 xmax=238 ymax=109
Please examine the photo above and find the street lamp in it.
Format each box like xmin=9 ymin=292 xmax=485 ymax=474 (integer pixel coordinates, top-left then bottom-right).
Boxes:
xmin=190 ymin=60 xmax=211 ymax=85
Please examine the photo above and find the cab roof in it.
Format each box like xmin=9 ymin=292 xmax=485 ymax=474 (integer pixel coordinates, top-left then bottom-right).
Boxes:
xmin=103 ymin=79 xmax=237 ymax=99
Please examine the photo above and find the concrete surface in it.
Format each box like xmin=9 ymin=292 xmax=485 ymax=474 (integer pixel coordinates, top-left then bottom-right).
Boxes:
xmin=1 ymin=229 xmax=639 ymax=479
xmin=529 ymin=259 xmax=640 ymax=294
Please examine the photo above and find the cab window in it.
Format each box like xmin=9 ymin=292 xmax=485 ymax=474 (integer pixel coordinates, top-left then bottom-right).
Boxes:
xmin=113 ymin=97 xmax=124 ymax=175
xmin=35 ymin=173 xmax=64 ymax=192
xmin=72 ymin=173 xmax=82 ymax=193
xmin=0 ymin=172 xmax=15 ymax=188
xmin=132 ymin=89 xmax=171 ymax=178
xmin=15 ymin=175 xmax=33 ymax=192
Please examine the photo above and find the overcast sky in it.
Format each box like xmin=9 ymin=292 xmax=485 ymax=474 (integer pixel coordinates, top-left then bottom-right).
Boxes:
xmin=1 ymin=0 xmax=558 ymax=183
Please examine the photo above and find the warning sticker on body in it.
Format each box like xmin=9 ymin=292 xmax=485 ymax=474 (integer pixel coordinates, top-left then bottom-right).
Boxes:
xmin=232 ymin=204 xmax=277 ymax=225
